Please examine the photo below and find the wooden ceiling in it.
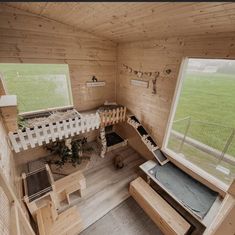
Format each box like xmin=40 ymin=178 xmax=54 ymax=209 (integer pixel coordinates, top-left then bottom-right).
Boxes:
xmin=4 ymin=2 xmax=235 ymax=42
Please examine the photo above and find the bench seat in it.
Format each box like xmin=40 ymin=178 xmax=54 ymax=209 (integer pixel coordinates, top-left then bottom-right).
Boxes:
xmin=129 ymin=177 xmax=191 ymax=235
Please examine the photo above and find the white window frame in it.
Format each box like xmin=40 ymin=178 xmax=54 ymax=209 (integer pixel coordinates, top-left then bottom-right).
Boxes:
xmin=162 ymin=57 xmax=229 ymax=196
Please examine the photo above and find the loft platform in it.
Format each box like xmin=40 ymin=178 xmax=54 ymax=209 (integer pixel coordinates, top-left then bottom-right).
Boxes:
xmin=8 ymin=105 xmax=127 ymax=153
xmin=9 ymin=111 xmax=100 ymax=153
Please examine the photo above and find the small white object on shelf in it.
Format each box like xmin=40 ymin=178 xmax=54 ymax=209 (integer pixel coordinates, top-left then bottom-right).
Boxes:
xmin=0 ymin=95 xmax=17 ymax=107
xmin=86 ymin=81 xmax=106 ymax=87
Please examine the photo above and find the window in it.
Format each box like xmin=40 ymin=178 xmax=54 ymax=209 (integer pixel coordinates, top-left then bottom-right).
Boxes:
xmin=0 ymin=63 xmax=73 ymax=113
xmin=164 ymin=58 xmax=235 ymax=185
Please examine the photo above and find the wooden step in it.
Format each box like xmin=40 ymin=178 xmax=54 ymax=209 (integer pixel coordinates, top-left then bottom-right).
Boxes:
xmin=129 ymin=177 xmax=191 ymax=235
xmin=36 ymin=202 xmax=83 ymax=235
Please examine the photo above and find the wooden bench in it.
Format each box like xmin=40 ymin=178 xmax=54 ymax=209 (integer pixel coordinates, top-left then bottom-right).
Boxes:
xmin=129 ymin=177 xmax=191 ymax=235
xmin=54 ymin=170 xmax=86 ymax=205
xmin=36 ymin=201 xmax=83 ymax=235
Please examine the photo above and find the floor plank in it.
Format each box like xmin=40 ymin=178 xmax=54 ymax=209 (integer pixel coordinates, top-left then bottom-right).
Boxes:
xmin=80 ymin=197 xmax=163 ymax=235
xmin=25 ymin=143 xmax=148 ymax=233
xmin=74 ymin=145 xmax=145 ymax=231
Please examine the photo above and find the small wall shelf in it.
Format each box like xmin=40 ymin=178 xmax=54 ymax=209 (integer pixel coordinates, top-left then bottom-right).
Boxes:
xmin=86 ymin=81 xmax=106 ymax=87
xmin=0 ymin=95 xmax=18 ymax=132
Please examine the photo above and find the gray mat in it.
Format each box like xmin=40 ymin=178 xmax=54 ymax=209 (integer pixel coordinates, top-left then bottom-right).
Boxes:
xmin=149 ymin=163 xmax=218 ymax=219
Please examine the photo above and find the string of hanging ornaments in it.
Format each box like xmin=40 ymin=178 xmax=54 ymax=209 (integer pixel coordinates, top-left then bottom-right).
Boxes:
xmin=122 ymin=64 xmax=172 ymax=95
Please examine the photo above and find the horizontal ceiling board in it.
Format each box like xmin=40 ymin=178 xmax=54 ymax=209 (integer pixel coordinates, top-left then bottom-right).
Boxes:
xmin=4 ymin=2 xmax=235 ymax=42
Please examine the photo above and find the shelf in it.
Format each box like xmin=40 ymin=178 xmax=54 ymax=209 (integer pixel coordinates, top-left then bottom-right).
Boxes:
xmin=86 ymin=81 xmax=106 ymax=87
xmin=0 ymin=95 xmax=17 ymax=107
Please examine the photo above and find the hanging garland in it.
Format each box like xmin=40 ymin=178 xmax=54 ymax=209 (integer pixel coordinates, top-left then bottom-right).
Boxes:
xmin=121 ymin=64 xmax=172 ymax=94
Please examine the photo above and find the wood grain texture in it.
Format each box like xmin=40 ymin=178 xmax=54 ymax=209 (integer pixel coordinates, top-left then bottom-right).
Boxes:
xmin=36 ymin=202 xmax=83 ymax=235
xmin=62 ymin=145 xmax=145 ymax=232
xmin=204 ymin=194 xmax=235 ymax=235
xmin=3 ymin=3 xmax=235 ymax=42
xmin=130 ymin=177 xmax=191 ymax=235
xmin=0 ymin=116 xmax=20 ymax=195
xmin=80 ymin=197 xmax=163 ymax=235
xmin=116 ymin=34 xmax=235 ymax=150
xmin=0 ymin=6 xmax=117 ymax=111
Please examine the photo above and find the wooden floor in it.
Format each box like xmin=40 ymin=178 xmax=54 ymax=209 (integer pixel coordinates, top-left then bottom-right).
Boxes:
xmin=80 ymin=197 xmax=163 ymax=235
xmin=26 ymin=144 xmax=161 ymax=233
xmin=54 ymin=144 xmax=146 ymax=232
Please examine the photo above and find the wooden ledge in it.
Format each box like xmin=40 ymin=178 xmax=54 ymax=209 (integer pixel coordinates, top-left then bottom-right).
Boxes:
xmin=130 ymin=177 xmax=191 ymax=235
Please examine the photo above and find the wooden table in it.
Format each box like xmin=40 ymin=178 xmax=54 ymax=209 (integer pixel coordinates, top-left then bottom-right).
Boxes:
xmin=140 ymin=160 xmax=223 ymax=227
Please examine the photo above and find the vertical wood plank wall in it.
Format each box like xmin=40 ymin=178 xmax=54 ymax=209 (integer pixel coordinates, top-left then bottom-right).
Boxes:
xmin=0 ymin=5 xmax=117 ymax=225
xmin=0 ymin=116 xmax=23 ymax=199
xmin=0 ymin=5 xmax=117 ymax=111
xmin=116 ymin=34 xmax=235 ymax=153
xmin=0 ymin=116 xmax=29 ymax=234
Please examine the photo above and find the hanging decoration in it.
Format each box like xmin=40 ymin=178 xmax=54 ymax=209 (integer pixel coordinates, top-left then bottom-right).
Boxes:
xmin=122 ymin=64 xmax=166 ymax=94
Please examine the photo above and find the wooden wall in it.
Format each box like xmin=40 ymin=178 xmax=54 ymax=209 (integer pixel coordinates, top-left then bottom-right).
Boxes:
xmin=0 ymin=5 xmax=117 ymax=111
xmin=117 ymin=34 xmax=235 ymax=150
xmin=0 ymin=116 xmax=22 ymax=199
xmin=0 ymin=5 xmax=117 ymax=201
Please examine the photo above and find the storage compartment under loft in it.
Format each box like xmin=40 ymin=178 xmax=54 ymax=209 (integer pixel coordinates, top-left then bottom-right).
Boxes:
xmin=106 ymin=132 xmax=128 ymax=152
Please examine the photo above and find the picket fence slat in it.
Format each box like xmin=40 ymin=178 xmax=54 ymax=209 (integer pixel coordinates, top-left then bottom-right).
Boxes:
xmin=8 ymin=108 xmax=126 ymax=153
xmin=8 ymin=113 xmax=101 ymax=153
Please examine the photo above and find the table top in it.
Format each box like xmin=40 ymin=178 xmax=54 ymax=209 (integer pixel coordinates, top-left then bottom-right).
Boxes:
xmin=140 ymin=160 xmax=223 ymax=227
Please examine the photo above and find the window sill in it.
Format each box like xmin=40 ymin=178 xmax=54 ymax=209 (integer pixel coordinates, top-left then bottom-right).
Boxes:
xmin=162 ymin=147 xmax=229 ymax=197
xmin=19 ymin=105 xmax=74 ymax=119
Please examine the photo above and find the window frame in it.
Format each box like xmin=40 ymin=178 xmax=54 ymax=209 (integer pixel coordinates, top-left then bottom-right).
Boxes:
xmin=162 ymin=57 xmax=229 ymax=196
xmin=0 ymin=63 xmax=74 ymax=116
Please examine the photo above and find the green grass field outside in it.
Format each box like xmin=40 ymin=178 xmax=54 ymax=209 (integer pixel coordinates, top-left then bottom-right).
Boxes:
xmin=168 ymin=71 xmax=235 ymax=183
xmin=172 ymin=72 xmax=235 ymax=157
xmin=0 ymin=63 xmax=72 ymax=113
xmin=0 ymin=63 xmax=234 ymax=183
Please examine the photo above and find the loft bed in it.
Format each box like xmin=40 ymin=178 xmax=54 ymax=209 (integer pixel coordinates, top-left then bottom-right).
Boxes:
xmin=8 ymin=108 xmax=100 ymax=153
xmin=8 ymin=102 xmax=128 ymax=157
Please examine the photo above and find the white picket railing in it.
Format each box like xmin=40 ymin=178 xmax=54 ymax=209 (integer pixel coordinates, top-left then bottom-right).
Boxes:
xmin=9 ymin=113 xmax=100 ymax=153
xmin=99 ymin=107 xmax=126 ymax=127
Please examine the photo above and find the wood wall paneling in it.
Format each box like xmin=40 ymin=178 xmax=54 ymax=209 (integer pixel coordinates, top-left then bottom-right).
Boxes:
xmin=3 ymin=3 xmax=235 ymax=42
xmin=117 ymin=34 xmax=235 ymax=150
xmin=0 ymin=6 xmax=117 ymax=112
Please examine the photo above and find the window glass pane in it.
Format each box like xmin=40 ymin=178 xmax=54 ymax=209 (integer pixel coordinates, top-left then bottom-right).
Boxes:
xmin=0 ymin=63 xmax=72 ymax=113
xmin=167 ymin=58 xmax=235 ymax=185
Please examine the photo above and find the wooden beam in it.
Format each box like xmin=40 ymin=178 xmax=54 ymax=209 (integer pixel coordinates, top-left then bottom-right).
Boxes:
xmin=129 ymin=177 xmax=191 ymax=235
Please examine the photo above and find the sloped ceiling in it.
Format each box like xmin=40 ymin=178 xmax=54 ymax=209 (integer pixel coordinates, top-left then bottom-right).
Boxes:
xmin=4 ymin=2 xmax=235 ymax=42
